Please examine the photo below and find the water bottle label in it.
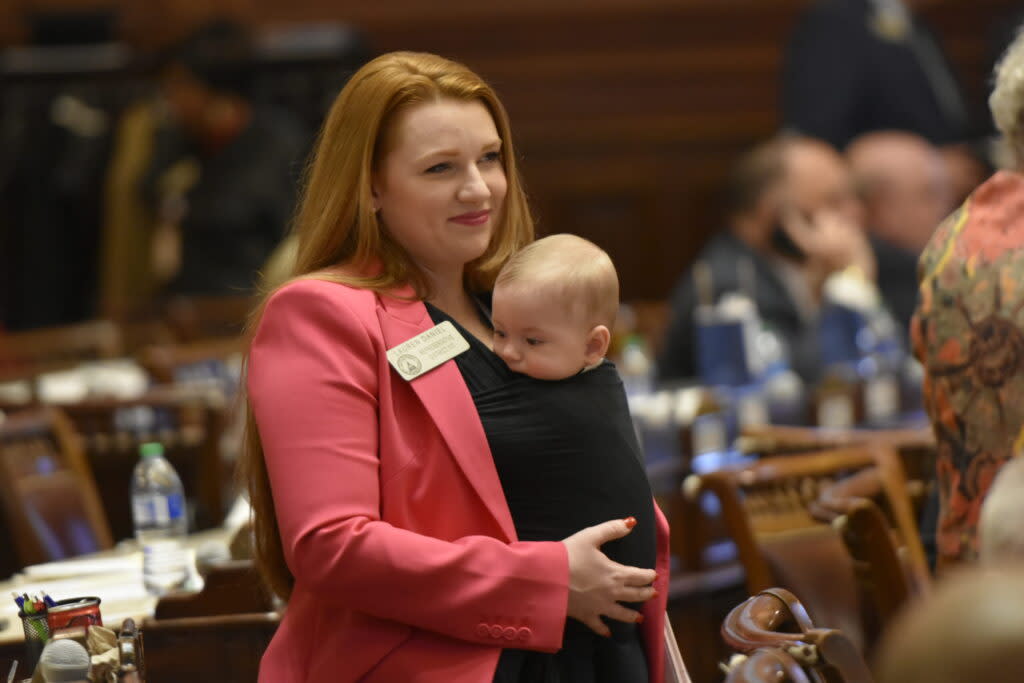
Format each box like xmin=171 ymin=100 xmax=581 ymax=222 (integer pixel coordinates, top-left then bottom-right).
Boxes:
xmin=818 ymin=395 xmax=855 ymax=429
xmin=132 ymin=497 xmax=153 ymax=527
xmin=133 ymin=493 xmax=184 ymax=526
xmin=166 ymin=492 xmax=184 ymax=521
xmin=737 ymin=393 xmax=769 ymax=429
xmin=865 ymin=375 xmax=899 ymax=422
xmin=693 ymin=415 xmax=727 ymax=455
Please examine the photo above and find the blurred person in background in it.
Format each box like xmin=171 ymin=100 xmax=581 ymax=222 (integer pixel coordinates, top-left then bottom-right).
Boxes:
xmin=658 ymin=135 xmax=871 ymax=384
xmin=782 ymin=0 xmax=988 ymax=205
xmin=873 ymin=566 xmax=1024 ymax=683
xmin=141 ymin=19 xmax=307 ymax=297
xmin=846 ymin=130 xmax=952 ymax=335
xmin=978 ymin=455 xmax=1024 ymax=564
xmin=911 ymin=25 xmax=1024 ymax=568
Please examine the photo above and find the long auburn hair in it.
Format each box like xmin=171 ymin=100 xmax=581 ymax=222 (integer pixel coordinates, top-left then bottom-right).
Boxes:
xmin=237 ymin=51 xmax=535 ymax=600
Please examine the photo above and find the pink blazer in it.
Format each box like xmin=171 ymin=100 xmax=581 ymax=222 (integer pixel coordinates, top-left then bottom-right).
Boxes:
xmin=248 ymin=278 xmax=670 ymax=682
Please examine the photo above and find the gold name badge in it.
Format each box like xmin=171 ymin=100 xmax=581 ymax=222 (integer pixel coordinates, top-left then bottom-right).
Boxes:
xmin=387 ymin=321 xmax=470 ymax=381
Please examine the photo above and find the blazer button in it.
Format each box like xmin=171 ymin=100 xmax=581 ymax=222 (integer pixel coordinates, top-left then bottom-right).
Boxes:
xmin=476 ymin=623 xmax=490 ymax=638
xmin=516 ymin=627 xmax=532 ymax=641
xmin=502 ymin=626 xmax=517 ymax=640
xmin=489 ymin=625 xmax=504 ymax=639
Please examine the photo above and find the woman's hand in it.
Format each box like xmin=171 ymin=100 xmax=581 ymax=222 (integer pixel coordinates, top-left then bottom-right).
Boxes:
xmin=562 ymin=518 xmax=658 ymax=637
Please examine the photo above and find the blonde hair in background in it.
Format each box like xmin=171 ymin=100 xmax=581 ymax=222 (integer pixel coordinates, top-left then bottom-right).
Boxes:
xmin=496 ymin=233 xmax=619 ymax=330
xmin=979 ymin=456 xmax=1024 ymax=563
xmin=990 ymin=26 xmax=1024 ymax=168
xmin=239 ymin=51 xmax=535 ymax=600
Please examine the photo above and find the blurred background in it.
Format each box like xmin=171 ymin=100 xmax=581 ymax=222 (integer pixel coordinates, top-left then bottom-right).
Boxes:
xmin=0 ymin=0 xmax=1018 ymax=329
xmin=1 ymin=2 xmax=1023 ymax=681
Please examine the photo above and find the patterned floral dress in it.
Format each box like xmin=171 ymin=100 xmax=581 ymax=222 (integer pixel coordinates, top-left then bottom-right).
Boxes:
xmin=912 ymin=170 xmax=1024 ymax=567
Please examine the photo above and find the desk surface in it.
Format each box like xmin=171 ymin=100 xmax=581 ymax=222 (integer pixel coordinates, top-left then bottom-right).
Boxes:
xmin=0 ymin=527 xmax=232 ymax=645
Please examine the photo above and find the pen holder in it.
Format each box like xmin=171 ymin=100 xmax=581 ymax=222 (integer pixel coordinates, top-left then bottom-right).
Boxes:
xmin=19 ymin=610 xmax=49 ymax=674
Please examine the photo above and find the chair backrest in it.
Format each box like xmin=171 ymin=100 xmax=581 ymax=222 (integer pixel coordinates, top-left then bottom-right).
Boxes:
xmin=736 ymin=424 xmax=936 ymax=521
xmin=0 ymin=320 xmax=122 ymax=384
xmin=136 ymin=612 xmax=279 ymax=683
xmin=687 ymin=446 xmax=924 ymax=653
xmin=0 ymin=407 xmax=113 ymax=571
xmin=60 ymin=389 xmax=229 ymax=540
xmin=723 ymin=647 xmax=815 ymax=683
xmin=721 ymin=588 xmax=874 ymax=683
xmin=161 ymin=295 xmax=254 ymax=343
xmin=154 ymin=559 xmax=274 ymax=620
xmin=811 ymin=495 xmax=928 ymax=649
xmin=136 ymin=336 xmax=244 ymax=387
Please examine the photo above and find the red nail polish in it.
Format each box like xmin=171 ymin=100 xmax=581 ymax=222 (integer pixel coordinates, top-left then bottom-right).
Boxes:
xmin=635 ymin=614 xmax=645 ymax=624
xmin=624 ymin=517 xmax=637 ymax=529
xmin=651 ymin=589 xmax=659 ymax=599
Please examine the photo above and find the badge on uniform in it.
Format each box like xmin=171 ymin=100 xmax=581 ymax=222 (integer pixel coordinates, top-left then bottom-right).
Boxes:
xmin=387 ymin=321 xmax=470 ymax=381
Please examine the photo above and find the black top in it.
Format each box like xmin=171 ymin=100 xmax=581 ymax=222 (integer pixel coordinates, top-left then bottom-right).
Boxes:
xmin=781 ymin=0 xmax=971 ymax=148
xmin=426 ymin=303 xmax=654 ymax=683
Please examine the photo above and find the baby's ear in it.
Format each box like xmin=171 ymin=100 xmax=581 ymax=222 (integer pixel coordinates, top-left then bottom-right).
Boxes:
xmin=585 ymin=325 xmax=611 ymax=365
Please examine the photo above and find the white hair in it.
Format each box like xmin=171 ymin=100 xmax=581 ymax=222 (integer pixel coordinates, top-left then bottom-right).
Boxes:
xmin=979 ymin=456 xmax=1024 ymax=563
xmin=990 ymin=26 xmax=1024 ymax=168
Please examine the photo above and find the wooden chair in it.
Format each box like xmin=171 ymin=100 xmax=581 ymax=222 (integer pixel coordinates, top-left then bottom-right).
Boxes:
xmin=723 ymin=647 xmax=814 ymax=683
xmin=0 ymin=407 xmax=113 ymax=574
xmin=810 ymin=494 xmax=928 ymax=647
xmin=161 ymin=295 xmax=255 ymax=343
xmin=59 ymin=389 xmax=230 ymax=540
xmin=138 ymin=612 xmax=279 ymax=683
xmin=721 ymin=588 xmax=874 ymax=683
xmin=0 ymin=320 xmax=123 ymax=386
xmin=685 ymin=446 xmax=926 ymax=654
xmin=736 ymin=424 xmax=936 ymax=520
xmin=136 ymin=336 xmax=244 ymax=387
xmin=154 ymin=559 xmax=275 ymax=620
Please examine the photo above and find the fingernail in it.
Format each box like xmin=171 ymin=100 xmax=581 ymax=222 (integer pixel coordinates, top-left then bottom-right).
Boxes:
xmin=635 ymin=614 xmax=645 ymax=624
xmin=624 ymin=517 xmax=637 ymax=529
xmin=603 ymin=628 xmax=612 ymax=638
xmin=651 ymin=589 xmax=659 ymax=599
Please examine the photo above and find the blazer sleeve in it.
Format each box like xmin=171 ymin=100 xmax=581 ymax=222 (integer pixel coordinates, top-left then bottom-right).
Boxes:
xmin=247 ymin=281 xmax=570 ymax=651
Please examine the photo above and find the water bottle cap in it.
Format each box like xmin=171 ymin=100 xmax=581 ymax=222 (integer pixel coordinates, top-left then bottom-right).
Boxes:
xmin=139 ymin=442 xmax=164 ymax=458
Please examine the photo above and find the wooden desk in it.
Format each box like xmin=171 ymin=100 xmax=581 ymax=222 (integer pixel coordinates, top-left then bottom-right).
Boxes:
xmin=0 ymin=527 xmax=233 ymax=646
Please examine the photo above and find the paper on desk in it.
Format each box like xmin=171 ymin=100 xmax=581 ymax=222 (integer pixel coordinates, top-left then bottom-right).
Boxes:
xmin=21 ymin=554 xmax=142 ymax=579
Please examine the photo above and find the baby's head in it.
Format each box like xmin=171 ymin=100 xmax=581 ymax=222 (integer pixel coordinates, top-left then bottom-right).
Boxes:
xmin=492 ymin=234 xmax=618 ymax=380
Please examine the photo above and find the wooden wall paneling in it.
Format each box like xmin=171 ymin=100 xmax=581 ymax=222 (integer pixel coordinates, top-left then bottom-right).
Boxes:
xmin=2 ymin=0 xmax=1021 ymax=304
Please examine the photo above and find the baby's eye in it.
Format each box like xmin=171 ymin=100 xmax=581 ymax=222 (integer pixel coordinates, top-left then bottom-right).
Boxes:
xmin=480 ymin=151 xmax=501 ymax=164
xmin=526 ymin=338 xmax=543 ymax=346
xmin=494 ymin=330 xmax=507 ymax=339
xmin=425 ymin=162 xmax=452 ymax=174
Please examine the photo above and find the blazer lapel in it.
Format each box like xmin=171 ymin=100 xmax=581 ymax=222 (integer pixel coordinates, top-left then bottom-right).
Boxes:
xmin=375 ymin=287 xmax=518 ymax=542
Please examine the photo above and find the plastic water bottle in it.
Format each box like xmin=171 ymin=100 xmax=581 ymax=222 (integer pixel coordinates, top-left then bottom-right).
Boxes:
xmin=131 ymin=442 xmax=189 ymax=596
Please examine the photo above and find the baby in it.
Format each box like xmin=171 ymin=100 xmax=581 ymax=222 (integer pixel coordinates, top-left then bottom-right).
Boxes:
xmin=491 ymin=234 xmax=618 ymax=380
xmin=488 ymin=234 xmax=656 ymax=674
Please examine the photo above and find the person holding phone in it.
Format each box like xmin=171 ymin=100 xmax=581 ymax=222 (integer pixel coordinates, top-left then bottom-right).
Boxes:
xmin=659 ymin=134 xmax=872 ymax=384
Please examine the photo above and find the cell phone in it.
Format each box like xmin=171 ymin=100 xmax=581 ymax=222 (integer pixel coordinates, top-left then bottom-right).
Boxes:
xmin=770 ymin=206 xmax=812 ymax=263
xmin=770 ymin=222 xmax=807 ymax=262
